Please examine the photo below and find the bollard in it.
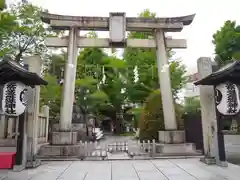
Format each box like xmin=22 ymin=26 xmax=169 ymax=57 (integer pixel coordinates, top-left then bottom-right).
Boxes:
xmin=152 ymin=139 xmax=156 ymax=158
xmin=84 ymin=141 xmax=88 ymax=156
xmin=147 ymin=140 xmax=151 ymax=152
xmin=143 ymin=140 xmax=146 ymax=151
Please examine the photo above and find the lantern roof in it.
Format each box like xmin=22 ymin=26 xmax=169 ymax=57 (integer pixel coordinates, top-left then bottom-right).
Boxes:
xmin=0 ymin=58 xmax=48 ymax=86
xmin=194 ymin=60 xmax=240 ymax=86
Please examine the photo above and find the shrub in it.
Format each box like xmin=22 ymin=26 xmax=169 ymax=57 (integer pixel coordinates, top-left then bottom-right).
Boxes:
xmin=139 ymin=89 xmax=183 ymax=141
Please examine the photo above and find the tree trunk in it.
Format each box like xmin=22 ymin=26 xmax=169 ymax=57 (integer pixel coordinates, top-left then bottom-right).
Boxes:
xmin=15 ymin=52 xmax=23 ymax=63
xmin=115 ymin=110 xmax=123 ymax=135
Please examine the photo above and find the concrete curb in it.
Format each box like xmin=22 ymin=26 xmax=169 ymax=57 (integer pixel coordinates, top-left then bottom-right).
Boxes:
xmin=37 ymin=155 xmax=204 ymax=161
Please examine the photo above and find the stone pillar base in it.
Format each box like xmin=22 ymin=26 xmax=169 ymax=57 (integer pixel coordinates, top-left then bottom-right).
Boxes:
xmin=13 ymin=165 xmax=25 ymax=172
xmin=51 ymin=131 xmax=77 ymax=145
xmin=157 ymin=130 xmax=199 ymax=156
xmin=158 ymin=130 xmax=185 ymax=144
xmin=26 ymin=159 xmax=41 ymax=168
xmin=200 ymin=157 xmax=216 ymax=165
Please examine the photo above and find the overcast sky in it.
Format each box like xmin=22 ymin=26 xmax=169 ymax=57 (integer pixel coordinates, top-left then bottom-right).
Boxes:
xmin=9 ymin=0 xmax=240 ymax=73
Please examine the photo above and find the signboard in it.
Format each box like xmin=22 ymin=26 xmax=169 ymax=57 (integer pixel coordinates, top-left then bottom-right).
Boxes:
xmin=215 ymin=82 xmax=240 ymax=116
xmin=2 ymin=81 xmax=27 ymax=116
xmin=109 ymin=13 xmax=126 ymax=43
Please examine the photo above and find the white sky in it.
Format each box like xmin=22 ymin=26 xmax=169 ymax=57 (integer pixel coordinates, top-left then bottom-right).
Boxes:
xmin=9 ymin=0 xmax=240 ymax=73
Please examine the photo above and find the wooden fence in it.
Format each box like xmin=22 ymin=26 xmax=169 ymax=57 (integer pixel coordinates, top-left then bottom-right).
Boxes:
xmin=0 ymin=105 xmax=49 ymax=147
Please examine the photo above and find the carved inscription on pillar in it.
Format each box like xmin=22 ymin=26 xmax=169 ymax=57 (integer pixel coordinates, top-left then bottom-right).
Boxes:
xmin=197 ymin=57 xmax=219 ymax=160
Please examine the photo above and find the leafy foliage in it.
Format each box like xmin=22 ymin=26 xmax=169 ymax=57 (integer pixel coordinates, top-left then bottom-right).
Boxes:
xmin=124 ymin=9 xmax=187 ymax=106
xmin=213 ymin=20 xmax=240 ymax=66
xmin=47 ymin=53 xmax=66 ymax=79
xmin=139 ymin=90 xmax=164 ymax=141
xmin=0 ymin=0 xmax=5 ymax=10
xmin=184 ymin=97 xmax=201 ymax=114
xmin=40 ymin=74 xmax=62 ymax=118
xmin=75 ymin=40 xmax=108 ymax=115
xmin=0 ymin=2 xmax=16 ymax=56
xmin=0 ymin=2 xmax=56 ymax=62
xmin=139 ymin=90 xmax=184 ymax=141
xmin=0 ymin=4 xmax=189 ymax=136
xmin=123 ymin=9 xmax=186 ymax=136
xmin=8 ymin=2 xmax=50 ymax=62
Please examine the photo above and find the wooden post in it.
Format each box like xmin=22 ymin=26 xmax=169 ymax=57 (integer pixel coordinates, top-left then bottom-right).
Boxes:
xmin=42 ymin=106 xmax=49 ymax=142
xmin=14 ymin=112 xmax=27 ymax=171
xmin=214 ymin=86 xmax=226 ymax=163
xmin=0 ymin=85 xmax=6 ymax=139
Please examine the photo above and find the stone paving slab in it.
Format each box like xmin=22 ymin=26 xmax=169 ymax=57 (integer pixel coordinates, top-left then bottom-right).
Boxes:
xmin=107 ymin=152 xmax=131 ymax=160
xmin=1 ymin=159 xmax=240 ymax=179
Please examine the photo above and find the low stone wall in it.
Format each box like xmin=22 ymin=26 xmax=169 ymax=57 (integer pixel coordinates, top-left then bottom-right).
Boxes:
xmin=224 ymin=133 xmax=240 ymax=163
xmin=0 ymin=139 xmax=16 ymax=147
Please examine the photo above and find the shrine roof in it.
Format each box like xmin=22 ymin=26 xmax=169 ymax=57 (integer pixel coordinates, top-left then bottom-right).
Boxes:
xmin=194 ymin=60 xmax=240 ymax=86
xmin=0 ymin=58 xmax=48 ymax=86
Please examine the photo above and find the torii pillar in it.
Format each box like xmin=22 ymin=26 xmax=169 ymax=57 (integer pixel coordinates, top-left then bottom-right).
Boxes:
xmin=59 ymin=27 xmax=78 ymax=131
xmin=51 ymin=27 xmax=79 ymax=145
xmin=156 ymin=29 xmax=186 ymax=144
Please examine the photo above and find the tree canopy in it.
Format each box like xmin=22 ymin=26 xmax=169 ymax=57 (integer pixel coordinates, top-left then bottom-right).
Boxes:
xmin=0 ymin=1 xmax=57 ymax=62
xmin=0 ymin=3 xmax=188 ymax=135
xmin=37 ymin=9 xmax=187 ymax=135
xmin=213 ymin=20 xmax=240 ymax=67
xmin=124 ymin=10 xmax=186 ymax=106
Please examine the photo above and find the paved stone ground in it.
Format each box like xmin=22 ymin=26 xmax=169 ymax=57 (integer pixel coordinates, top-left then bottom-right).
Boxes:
xmin=107 ymin=152 xmax=130 ymax=160
xmin=1 ymin=159 xmax=240 ymax=180
xmin=99 ymin=135 xmax=135 ymax=146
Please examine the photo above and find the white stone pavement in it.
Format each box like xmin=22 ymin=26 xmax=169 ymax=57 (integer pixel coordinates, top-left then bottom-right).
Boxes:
xmin=1 ymin=159 xmax=240 ymax=180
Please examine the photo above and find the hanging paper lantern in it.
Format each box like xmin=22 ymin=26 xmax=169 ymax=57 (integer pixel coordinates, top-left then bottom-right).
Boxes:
xmin=215 ymin=82 xmax=240 ymax=116
xmin=2 ymin=81 xmax=27 ymax=116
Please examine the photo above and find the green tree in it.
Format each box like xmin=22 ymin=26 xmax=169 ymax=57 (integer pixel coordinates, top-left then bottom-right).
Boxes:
xmin=77 ymin=35 xmax=128 ymax=133
xmin=75 ymin=33 xmax=109 ymax=118
xmin=124 ymin=9 xmax=187 ymax=105
xmin=40 ymin=74 xmax=62 ymax=118
xmin=184 ymin=97 xmax=201 ymax=114
xmin=3 ymin=2 xmax=53 ymax=62
xmin=0 ymin=1 xmax=16 ymax=56
xmin=138 ymin=89 xmax=184 ymax=141
xmin=0 ymin=0 xmax=5 ymax=10
xmin=124 ymin=9 xmax=187 ymax=138
xmin=213 ymin=20 xmax=240 ymax=67
xmin=40 ymin=52 xmax=66 ymax=119
xmin=47 ymin=52 xmax=66 ymax=79
xmin=100 ymin=56 xmax=128 ymax=134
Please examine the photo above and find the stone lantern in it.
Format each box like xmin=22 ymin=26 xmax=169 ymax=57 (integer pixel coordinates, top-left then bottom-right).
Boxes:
xmin=86 ymin=114 xmax=96 ymax=139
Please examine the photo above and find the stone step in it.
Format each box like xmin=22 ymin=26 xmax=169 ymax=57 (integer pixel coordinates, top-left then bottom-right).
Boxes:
xmin=155 ymin=153 xmax=203 ymax=157
xmin=38 ymin=144 xmax=84 ymax=156
xmin=36 ymin=156 xmax=82 ymax=161
xmin=156 ymin=143 xmax=199 ymax=155
xmin=36 ymin=155 xmax=107 ymax=161
xmin=107 ymin=152 xmax=131 ymax=160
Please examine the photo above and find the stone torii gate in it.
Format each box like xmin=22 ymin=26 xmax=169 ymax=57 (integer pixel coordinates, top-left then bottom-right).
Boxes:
xmin=41 ymin=12 xmax=195 ymax=145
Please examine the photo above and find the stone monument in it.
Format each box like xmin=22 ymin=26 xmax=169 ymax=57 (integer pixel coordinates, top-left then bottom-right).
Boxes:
xmin=72 ymin=102 xmax=83 ymax=123
xmin=197 ymin=57 xmax=219 ymax=163
xmin=72 ymin=102 xmax=87 ymax=141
